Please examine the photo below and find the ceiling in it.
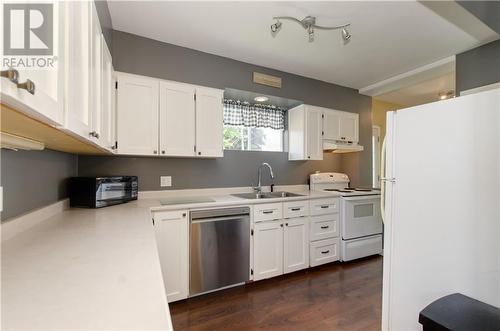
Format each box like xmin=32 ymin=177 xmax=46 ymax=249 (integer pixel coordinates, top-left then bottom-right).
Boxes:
xmin=108 ymin=1 xmax=497 ymax=90
xmin=375 ymin=71 xmax=456 ymax=107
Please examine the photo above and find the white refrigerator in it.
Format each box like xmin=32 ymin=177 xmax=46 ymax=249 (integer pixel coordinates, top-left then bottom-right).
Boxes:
xmin=381 ymin=89 xmax=500 ymax=330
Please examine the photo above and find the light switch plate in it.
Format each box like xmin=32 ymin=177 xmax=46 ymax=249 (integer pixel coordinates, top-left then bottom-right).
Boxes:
xmin=160 ymin=176 xmax=172 ymax=187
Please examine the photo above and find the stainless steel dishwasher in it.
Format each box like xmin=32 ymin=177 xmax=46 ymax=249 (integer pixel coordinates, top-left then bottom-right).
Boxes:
xmin=190 ymin=207 xmax=250 ymax=296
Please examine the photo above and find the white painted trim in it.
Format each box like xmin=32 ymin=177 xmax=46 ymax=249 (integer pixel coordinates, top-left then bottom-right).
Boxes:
xmin=139 ymin=185 xmax=310 ymax=199
xmin=460 ymin=83 xmax=500 ymax=96
xmin=1 ymin=199 xmax=70 ymax=242
xmin=359 ymin=56 xmax=455 ymax=97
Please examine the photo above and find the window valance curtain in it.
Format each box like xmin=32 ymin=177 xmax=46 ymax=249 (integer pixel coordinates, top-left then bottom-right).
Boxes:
xmin=223 ymin=99 xmax=286 ymax=130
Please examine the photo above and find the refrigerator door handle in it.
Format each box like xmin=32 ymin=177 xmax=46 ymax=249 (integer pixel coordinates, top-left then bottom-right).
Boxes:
xmin=380 ymin=137 xmax=387 ymax=223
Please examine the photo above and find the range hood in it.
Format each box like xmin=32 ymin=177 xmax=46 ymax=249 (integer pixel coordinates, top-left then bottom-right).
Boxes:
xmin=323 ymin=140 xmax=364 ymax=153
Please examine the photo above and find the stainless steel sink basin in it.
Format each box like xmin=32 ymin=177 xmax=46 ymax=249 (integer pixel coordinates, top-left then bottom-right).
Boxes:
xmin=232 ymin=191 xmax=304 ymax=200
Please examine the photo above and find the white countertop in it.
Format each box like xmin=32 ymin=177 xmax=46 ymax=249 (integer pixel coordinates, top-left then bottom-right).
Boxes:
xmin=1 ymin=187 xmax=338 ymax=330
xmin=1 ymin=200 xmax=171 ymax=331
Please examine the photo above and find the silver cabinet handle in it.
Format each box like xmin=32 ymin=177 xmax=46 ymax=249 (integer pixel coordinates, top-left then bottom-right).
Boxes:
xmin=89 ymin=131 xmax=100 ymax=139
xmin=262 ymin=210 xmax=274 ymax=214
xmin=291 ymin=207 xmax=301 ymax=211
xmin=17 ymin=79 xmax=35 ymax=95
xmin=1 ymin=68 xmax=19 ymax=84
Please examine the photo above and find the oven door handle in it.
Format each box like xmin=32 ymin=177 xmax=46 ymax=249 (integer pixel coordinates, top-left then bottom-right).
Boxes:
xmin=341 ymin=195 xmax=380 ymax=202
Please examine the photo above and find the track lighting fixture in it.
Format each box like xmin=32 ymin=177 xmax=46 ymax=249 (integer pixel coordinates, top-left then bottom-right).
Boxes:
xmin=270 ymin=15 xmax=351 ymax=44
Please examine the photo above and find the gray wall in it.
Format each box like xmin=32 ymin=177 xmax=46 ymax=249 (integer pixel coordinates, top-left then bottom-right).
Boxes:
xmin=83 ymin=30 xmax=372 ymax=190
xmin=457 ymin=1 xmax=500 ymax=34
xmin=78 ymin=151 xmax=342 ymax=190
xmin=94 ymin=0 xmax=113 ymax=51
xmin=456 ymin=39 xmax=500 ymax=93
xmin=1 ymin=149 xmax=77 ymax=221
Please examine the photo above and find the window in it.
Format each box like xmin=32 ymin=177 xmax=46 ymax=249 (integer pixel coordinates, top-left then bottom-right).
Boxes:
xmin=224 ymin=125 xmax=283 ymax=151
xmin=223 ymin=99 xmax=285 ymax=152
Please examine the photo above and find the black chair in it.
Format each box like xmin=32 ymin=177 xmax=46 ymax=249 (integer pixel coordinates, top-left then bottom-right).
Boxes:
xmin=419 ymin=293 xmax=500 ymax=331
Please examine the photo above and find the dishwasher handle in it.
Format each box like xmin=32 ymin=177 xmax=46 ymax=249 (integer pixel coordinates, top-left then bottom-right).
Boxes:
xmin=191 ymin=215 xmax=249 ymax=224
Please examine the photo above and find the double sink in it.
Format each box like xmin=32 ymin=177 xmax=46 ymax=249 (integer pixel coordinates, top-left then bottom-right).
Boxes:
xmin=232 ymin=191 xmax=304 ymax=200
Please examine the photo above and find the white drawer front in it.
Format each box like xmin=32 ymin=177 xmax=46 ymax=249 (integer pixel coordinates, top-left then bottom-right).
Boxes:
xmin=283 ymin=200 xmax=309 ymax=219
xmin=310 ymin=198 xmax=339 ymax=215
xmin=309 ymin=238 xmax=340 ymax=267
xmin=254 ymin=203 xmax=283 ymax=222
xmin=310 ymin=214 xmax=339 ymax=241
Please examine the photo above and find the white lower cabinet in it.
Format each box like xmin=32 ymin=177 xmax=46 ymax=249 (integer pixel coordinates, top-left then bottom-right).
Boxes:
xmin=253 ymin=220 xmax=283 ymax=281
xmin=309 ymin=198 xmax=340 ymax=267
xmin=310 ymin=238 xmax=340 ymax=267
xmin=253 ymin=200 xmax=310 ymax=281
xmin=283 ymin=217 xmax=309 ymax=273
xmin=153 ymin=210 xmax=189 ymax=302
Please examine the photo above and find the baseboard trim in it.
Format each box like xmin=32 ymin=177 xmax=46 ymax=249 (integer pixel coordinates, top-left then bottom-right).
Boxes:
xmin=1 ymin=199 xmax=69 ymax=242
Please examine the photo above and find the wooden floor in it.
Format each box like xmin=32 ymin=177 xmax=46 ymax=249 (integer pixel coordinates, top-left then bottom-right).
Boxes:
xmin=170 ymin=256 xmax=383 ymax=331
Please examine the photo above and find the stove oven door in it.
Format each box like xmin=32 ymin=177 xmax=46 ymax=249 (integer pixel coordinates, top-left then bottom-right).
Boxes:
xmin=341 ymin=195 xmax=382 ymax=240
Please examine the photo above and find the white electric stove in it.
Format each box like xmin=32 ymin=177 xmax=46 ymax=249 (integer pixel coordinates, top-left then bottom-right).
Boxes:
xmin=310 ymin=172 xmax=383 ymax=262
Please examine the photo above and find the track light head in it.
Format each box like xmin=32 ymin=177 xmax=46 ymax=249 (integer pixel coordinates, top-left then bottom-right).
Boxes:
xmin=342 ymin=27 xmax=351 ymax=44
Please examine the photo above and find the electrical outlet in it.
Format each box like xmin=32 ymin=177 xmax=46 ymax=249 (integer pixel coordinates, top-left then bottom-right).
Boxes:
xmin=160 ymin=176 xmax=172 ymax=187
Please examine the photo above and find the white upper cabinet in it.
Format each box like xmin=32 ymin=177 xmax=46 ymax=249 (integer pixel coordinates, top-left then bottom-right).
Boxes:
xmin=323 ymin=109 xmax=359 ymax=143
xmin=115 ymin=72 xmax=223 ymax=158
xmin=339 ymin=112 xmax=359 ymax=143
xmin=1 ymin=0 xmax=66 ymax=125
xmin=159 ymin=81 xmax=196 ymax=157
xmin=64 ymin=0 xmax=91 ymax=139
xmin=116 ymin=72 xmax=159 ymax=155
xmin=100 ymin=35 xmax=115 ymax=150
xmin=288 ymin=104 xmax=323 ymax=161
xmin=195 ymin=87 xmax=224 ymax=158
xmin=322 ymin=111 xmax=341 ymax=141
xmin=89 ymin=3 xmax=102 ymax=144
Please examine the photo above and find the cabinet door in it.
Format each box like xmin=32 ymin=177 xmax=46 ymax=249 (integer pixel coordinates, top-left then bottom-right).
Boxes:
xmin=284 ymin=217 xmax=310 ymax=273
xmin=99 ymin=36 xmax=114 ymax=150
xmin=1 ymin=0 xmax=65 ymax=125
xmin=323 ymin=110 xmax=341 ymax=141
xmin=339 ymin=112 xmax=359 ymax=143
xmin=89 ymin=3 xmax=102 ymax=144
xmin=116 ymin=73 xmax=159 ymax=155
xmin=253 ymin=220 xmax=283 ymax=281
xmin=305 ymin=107 xmax=323 ymax=160
xmin=154 ymin=210 xmax=189 ymax=302
xmin=64 ymin=0 xmax=91 ymax=139
xmin=159 ymin=81 xmax=196 ymax=157
xmin=195 ymin=87 xmax=223 ymax=157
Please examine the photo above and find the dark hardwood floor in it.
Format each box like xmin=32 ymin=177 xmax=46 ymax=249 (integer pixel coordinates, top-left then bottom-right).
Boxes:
xmin=170 ymin=256 xmax=383 ymax=331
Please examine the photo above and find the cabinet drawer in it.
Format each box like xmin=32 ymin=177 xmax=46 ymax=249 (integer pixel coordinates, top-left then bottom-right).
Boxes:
xmin=309 ymin=238 xmax=340 ymax=267
xmin=283 ymin=200 xmax=309 ymax=219
xmin=310 ymin=198 xmax=339 ymax=215
xmin=254 ymin=203 xmax=283 ymax=222
xmin=310 ymin=214 xmax=339 ymax=241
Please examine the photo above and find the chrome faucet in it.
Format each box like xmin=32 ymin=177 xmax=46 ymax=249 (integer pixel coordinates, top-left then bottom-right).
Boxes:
xmin=254 ymin=163 xmax=275 ymax=193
